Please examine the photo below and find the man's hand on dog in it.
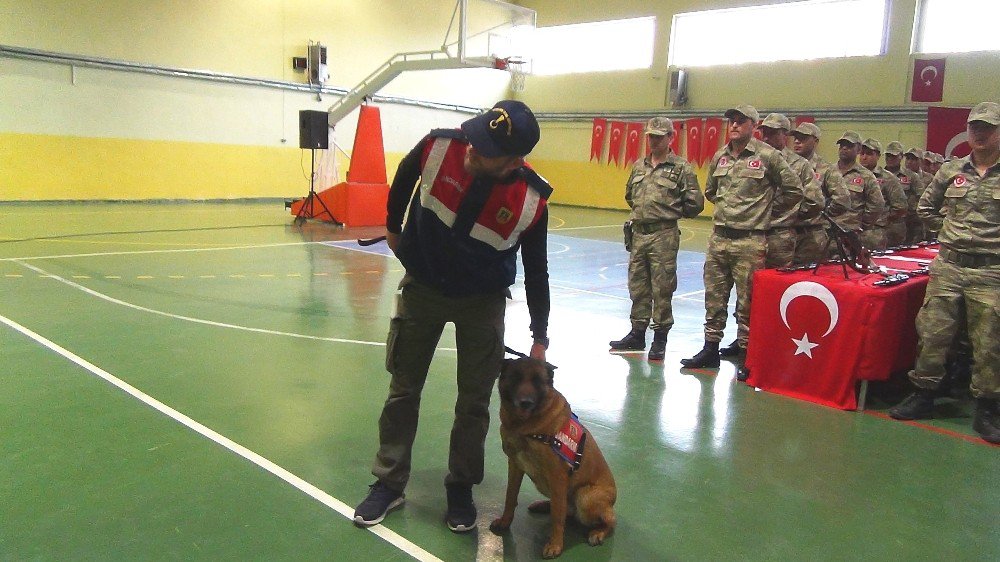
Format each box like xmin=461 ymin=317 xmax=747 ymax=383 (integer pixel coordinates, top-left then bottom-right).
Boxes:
xmin=529 ymin=342 xmax=546 ymax=361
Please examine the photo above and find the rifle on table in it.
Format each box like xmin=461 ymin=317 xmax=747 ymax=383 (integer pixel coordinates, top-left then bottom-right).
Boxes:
xmin=818 ymin=210 xmax=880 ymax=278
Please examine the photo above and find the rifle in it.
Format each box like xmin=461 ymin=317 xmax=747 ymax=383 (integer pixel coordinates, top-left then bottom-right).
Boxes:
xmin=819 ymin=210 xmax=879 ymax=278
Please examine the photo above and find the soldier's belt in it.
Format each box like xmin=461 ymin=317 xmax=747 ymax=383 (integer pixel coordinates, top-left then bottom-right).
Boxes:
xmin=714 ymin=225 xmax=766 ymax=239
xmin=939 ymin=246 xmax=1000 ymax=268
xmin=795 ymin=224 xmax=825 ymax=235
xmin=632 ymin=220 xmax=677 ymax=234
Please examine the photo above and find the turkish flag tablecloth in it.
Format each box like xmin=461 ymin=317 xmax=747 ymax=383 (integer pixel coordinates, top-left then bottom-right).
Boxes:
xmin=745 ymin=246 xmax=938 ymax=410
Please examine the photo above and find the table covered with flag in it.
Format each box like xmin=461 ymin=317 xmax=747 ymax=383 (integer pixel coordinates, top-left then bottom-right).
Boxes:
xmin=744 ymin=246 xmax=938 ymax=410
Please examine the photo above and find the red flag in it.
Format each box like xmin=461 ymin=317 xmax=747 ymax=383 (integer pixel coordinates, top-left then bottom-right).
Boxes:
xmin=670 ymin=121 xmax=682 ymax=154
xmin=752 ymin=121 xmax=763 ymax=141
xmin=912 ymin=58 xmax=945 ymax=103
xmin=685 ymin=118 xmax=702 ymax=168
xmin=623 ymin=122 xmax=644 ymax=167
xmin=590 ymin=118 xmax=607 ymax=162
xmin=927 ymin=106 xmax=972 ymax=159
xmin=745 ymin=251 xmax=932 ymax=409
xmin=794 ymin=115 xmax=815 ymax=126
xmin=701 ymin=118 xmax=723 ymax=167
xmin=608 ymin=121 xmax=626 ymax=167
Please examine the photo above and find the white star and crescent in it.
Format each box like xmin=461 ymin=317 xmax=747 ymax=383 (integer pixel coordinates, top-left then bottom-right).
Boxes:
xmin=920 ymin=65 xmax=938 ymax=87
xmin=778 ymin=281 xmax=840 ymax=359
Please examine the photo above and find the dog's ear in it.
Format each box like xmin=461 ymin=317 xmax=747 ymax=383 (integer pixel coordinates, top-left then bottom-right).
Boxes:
xmin=500 ymin=358 xmax=513 ymax=378
xmin=545 ymin=364 xmax=555 ymax=385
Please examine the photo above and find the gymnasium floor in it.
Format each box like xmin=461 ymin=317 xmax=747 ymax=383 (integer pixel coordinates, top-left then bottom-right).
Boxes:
xmin=1 ymin=202 xmax=996 ymax=561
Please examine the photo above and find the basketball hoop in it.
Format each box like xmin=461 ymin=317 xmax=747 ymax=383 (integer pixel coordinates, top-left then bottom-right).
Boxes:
xmin=503 ymin=57 xmax=527 ymax=93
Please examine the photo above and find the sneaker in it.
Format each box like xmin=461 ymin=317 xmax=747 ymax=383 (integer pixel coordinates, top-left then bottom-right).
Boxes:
xmin=354 ymin=481 xmax=404 ymax=527
xmin=445 ymin=484 xmax=477 ymax=532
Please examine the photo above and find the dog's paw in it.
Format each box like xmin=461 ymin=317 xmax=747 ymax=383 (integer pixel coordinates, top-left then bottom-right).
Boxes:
xmin=542 ymin=542 xmax=564 ymax=559
xmin=489 ymin=517 xmax=512 ymax=535
xmin=527 ymin=500 xmax=551 ymax=514
xmin=587 ymin=528 xmax=609 ymax=546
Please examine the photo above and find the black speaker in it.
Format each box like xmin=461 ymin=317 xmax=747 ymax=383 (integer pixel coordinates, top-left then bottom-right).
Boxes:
xmin=299 ymin=110 xmax=329 ymax=149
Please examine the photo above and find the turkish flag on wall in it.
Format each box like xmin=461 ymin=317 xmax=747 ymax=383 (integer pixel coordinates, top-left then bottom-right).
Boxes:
xmin=794 ymin=115 xmax=815 ymax=126
xmin=624 ymin=122 xmax=644 ymax=167
xmin=701 ymin=118 xmax=724 ymax=167
xmin=671 ymin=121 xmax=682 ymax=154
xmin=608 ymin=121 xmax=626 ymax=167
xmin=927 ymin=106 xmax=972 ymax=158
xmin=912 ymin=58 xmax=945 ymax=103
xmin=590 ymin=118 xmax=607 ymax=162
xmin=685 ymin=118 xmax=702 ymax=168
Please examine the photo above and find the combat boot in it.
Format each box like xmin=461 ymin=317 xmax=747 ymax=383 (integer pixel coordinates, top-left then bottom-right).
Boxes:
xmin=972 ymin=398 xmax=1000 ymax=445
xmin=888 ymin=388 xmax=936 ymax=420
xmin=647 ymin=331 xmax=667 ymax=361
xmin=609 ymin=326 xmax=646 ymax=351
xmin=680 ymin=341 xmax=720 ymax=368
xmin=719 ymin=339 xmax=744 ymax=358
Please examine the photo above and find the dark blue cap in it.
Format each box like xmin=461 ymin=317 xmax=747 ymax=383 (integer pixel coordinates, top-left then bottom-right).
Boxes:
xmin=461 ymin=100 xmax=540 ymax=158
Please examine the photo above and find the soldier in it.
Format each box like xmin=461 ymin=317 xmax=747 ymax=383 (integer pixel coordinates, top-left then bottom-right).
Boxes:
xmin=906 ymin=147 xmax=934 ymax=187
xmin=836 ymin=131 xmax=886 ymax=249
xmin=888 ymin=101 xmax=1000 ymax=445
xmin=885 ymin=141 xmax=924 ymax=244
xmin=757 ymin=113 xmax=823 ymax=268
xmin=609 ymin=117 xmax=705 ymax=361
xmin=931 ymin=152 xmax=945 ymax=175
xmin=681 ymin=104 xmax=803 ymax=381
xmin=907 ymin=146 xmax=936 ymax=239
xmin=859 ymin=138 xmax=907 ymax=248
xmin=790 ymin=122 xmax=853 ymax=263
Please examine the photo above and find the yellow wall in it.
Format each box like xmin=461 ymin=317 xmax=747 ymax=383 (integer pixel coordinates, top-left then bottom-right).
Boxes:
xmin=2 ymin=0 xmax=998 ymax=203
xmin=0 ymin=0 xmax=511 ymax=201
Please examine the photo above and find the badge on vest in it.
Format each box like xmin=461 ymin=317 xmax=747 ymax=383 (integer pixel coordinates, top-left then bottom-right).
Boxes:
xmin=852 ymin=176 xmax=864 ymax=185
xmin=954 ymin=175 xmax=968 ymax=187
xmin=718 ymin=156 xmax=731 ymax=168
xmin=748 ymin=159 xmax=762 ymax=170
xmin=496 ymin=207 xmax=514 ymax=224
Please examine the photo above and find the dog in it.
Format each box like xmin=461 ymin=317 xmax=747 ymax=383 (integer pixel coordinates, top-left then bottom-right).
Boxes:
xmin=489 ymin=357 xmax=617 ymax=559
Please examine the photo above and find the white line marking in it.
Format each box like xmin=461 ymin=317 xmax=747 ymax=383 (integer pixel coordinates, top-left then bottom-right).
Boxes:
xmin=0 ymin=313 xmax=442 ymax=562
xmin=553 ymin=224 xmax=621 ymax=231
xmin=2 ymin=241 xmax=320 ymax=262
xmin=11 ymin=261 xmax=390 ymax=348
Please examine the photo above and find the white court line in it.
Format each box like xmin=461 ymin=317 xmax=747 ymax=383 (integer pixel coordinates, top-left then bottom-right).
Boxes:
xmin=552 ymin=224 xmax=621 ymax=231
xmin=2 ymin=241 xmax=319 ymax=262
xmin=0 ymin=312 xmax=443 ymax=562
xmin=13 ymin=260 xmax=465 ymax=351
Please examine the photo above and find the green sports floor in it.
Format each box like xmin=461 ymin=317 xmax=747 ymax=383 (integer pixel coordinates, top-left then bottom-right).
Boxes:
xmin=1 ymin=202 xmax=996 ymax=561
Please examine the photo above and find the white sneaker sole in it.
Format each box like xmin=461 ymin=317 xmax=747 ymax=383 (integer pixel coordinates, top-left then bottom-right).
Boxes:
xmin=353 ymin=497 xmax=405 ymax=527
xmin=447 ymin=519 xmax=477 ymax=533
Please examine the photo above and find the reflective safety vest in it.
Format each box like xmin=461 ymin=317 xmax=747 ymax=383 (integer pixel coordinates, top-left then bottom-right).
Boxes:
xmin=397 ymin=131 xmax=552 ymax=296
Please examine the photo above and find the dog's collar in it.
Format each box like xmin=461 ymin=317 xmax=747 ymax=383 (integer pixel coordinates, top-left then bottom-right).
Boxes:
xmin=528 ymin=412 xmax=586 ymax=474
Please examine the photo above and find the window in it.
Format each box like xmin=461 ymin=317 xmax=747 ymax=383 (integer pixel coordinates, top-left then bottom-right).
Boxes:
xmin=668 ymin=0 xmax=889 ymax=67
xmin=515 ymin=16 xmax=656 ymax=76
xmin=913 ymin=0 xmax=1000 ymax=54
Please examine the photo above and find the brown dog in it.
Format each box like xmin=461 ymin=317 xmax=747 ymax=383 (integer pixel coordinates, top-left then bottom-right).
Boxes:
xmin=489 ymin=357 xmax=617 ymax=559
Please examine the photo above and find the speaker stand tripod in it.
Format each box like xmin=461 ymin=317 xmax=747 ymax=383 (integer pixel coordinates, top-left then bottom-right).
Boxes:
xmin=294 ymin=148 xmax=339 ymax=226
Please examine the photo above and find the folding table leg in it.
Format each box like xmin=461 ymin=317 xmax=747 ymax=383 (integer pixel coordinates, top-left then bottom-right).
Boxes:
xmin=856 ymin=380 xmax=869 ymax=412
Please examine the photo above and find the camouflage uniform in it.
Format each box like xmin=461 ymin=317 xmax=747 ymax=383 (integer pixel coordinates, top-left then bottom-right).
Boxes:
xmin=873 ymin=166 xmax=908 ymax=247
xmin=838 ymin=162 xmax=885 ymax=247
xmin=910 ymin=154 xmax=1000 ymax=398
xmin=892 ymin=167 xmax=924 ymax=244
xmin=625 ymin=151 xmax=704 ymax=334
xmin=765 ymin=147 xmax=823 ymax=268
xmin=799 ymin=153 xmax=852 ymax=263
xmin=703 ymin=137 xmax=803 ymax=348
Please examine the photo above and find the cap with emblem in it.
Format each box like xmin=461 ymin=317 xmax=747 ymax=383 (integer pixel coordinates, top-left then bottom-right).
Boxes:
xmin=724 ymin=104 xmax=760 ymax=124
xmin=791 ymin=122 xmax=821 ymax=139
xmin=967 ymin=101 xmax=1000 ymax=125
xmin=904 ymin=146 xmax=924 ymax=158
xmin=759 ymin=113 xmax=791 ymax=131
xmin=461 ymin=99 xmax=540 ymax=158
xmin=645 ymin=116 xmax=674 ymax=136
xmin=884 ymin=141 xmax=904 ymax=156
xmin=861 ymin=138 xmax=882 ymax=153
xmin=837 ymin=131 xmax=862 ymax=145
